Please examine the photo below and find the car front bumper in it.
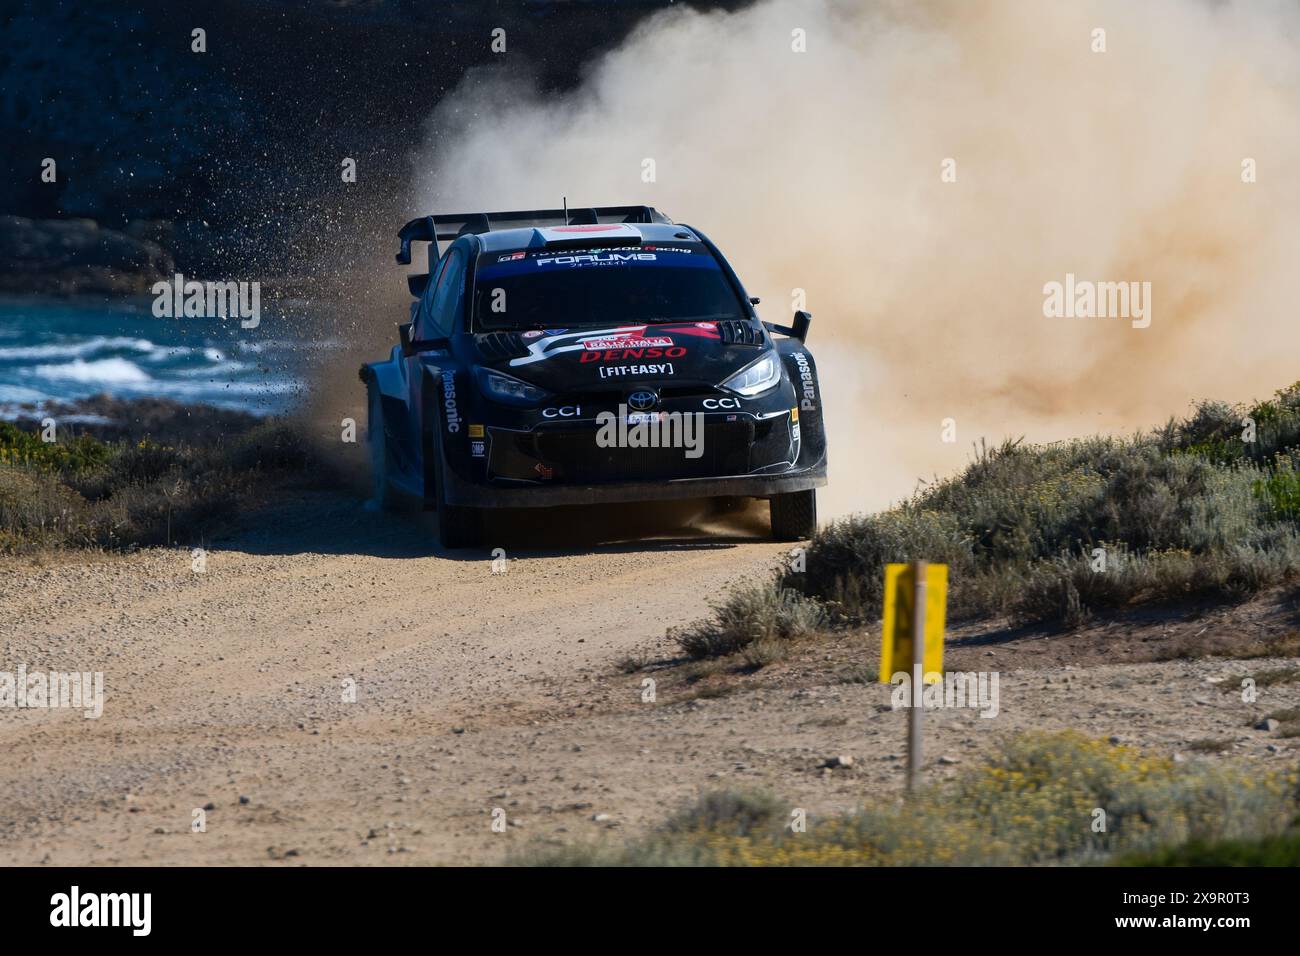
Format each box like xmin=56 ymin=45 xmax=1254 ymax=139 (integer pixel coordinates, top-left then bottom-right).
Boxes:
xmin=437 ymin=458 xmax=826 ymax=508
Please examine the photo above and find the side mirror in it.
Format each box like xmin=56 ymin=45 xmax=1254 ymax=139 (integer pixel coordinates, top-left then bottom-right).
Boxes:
xmin=760 ymin=310 xmax=812 ymax=343
xmin=791 ymin=310 xmax=812 ymax=343
xmin=401 ymin=323 xmax=451 ymax=357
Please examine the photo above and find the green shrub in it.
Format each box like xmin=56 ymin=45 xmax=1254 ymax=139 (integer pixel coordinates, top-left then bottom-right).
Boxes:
xmin=515 ymin=732 xmax=1298 ymax=867
xmin=1254 ymin=460 xmax=1300 ymax=520
xmin=0 ymin=416 xmax=323 ymax=552
xmin=227 ymin=420 xmax=314 ymax=472
xmin=697 ymin=384 xmax=1300 ymax=639
xmin=784 ymin=507 xmax=976 ymax=622
xmin=1012 ymin=530 xmax=1300 ymax=625
xmin=661 ymin=790 xmax=784 ymax=837
xmin=0 ymin=467 xmax=94 ymax=549
xmin=1117 ymin=831 xmax=1300 ymax=866
xmin=671 ymin=584 xmax=823 ymax=660
xmin=0 ymin=421 xmax=110 ymax=475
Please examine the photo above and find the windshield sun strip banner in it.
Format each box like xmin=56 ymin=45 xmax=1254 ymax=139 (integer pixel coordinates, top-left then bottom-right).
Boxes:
xmin=476 ymin=245 xmax=718 ymax=281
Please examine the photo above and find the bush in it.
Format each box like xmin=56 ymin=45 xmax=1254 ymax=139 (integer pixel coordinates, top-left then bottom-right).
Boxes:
xmin=661 ymin=790 xmax=784 ymax=837
xmin=671 ymin=584 xmax=823 ymax=660
xmin=0 ymin=414 xmax=323 ymax=552
xmin=783 ymin=507 xmax=976 ymax=622
xmin=227 ymin=420 xmax=314 ymax=472
xmin=515 ymin=733 xmax=1299 ymax=867
xmin=0 ymin=467 xmax=94 ymax=549
xmin=1117 ymin=831 xmax=1300 ymax=866
xmin=1167 ymin=383 xmax=1300 ymax=464
xmin=0 ymin=421 xmax=110 ymax=475
xmin=703 ymin=384 xmax=1300 ymax=638
xmin=1012 ymin=530 xmax=1300 ymax=625
xmin=1255 ymin=458 xmax=1300 ymax=520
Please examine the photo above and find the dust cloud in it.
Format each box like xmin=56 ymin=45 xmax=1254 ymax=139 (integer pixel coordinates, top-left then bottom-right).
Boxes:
xmin=408 ymin=0 xmax=1300 ymax=518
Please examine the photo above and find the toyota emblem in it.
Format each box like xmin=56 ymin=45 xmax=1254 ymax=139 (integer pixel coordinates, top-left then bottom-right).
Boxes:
xmin=627 ymin=389 xmax=658 ymax=411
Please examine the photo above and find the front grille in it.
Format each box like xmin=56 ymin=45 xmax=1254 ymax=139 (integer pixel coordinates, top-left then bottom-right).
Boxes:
xmin=549 ymin=384 xmax=719 ymax=406
xmin=488 ymin=417 xmax=791 ymax=483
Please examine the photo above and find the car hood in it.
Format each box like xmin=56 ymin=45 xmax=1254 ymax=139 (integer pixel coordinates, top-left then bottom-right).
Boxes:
xmin=472 ymin=321 xmax=767 ymax=392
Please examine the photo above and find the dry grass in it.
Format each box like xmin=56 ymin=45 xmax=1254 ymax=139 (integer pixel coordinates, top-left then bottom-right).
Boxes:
xmin=0 ymin=414 xmax=326 ymax=552
xmin=676 ymin=382 xmax=1300 ymax=658
xmin=513 ymin=732 xmax=1300 ymax=866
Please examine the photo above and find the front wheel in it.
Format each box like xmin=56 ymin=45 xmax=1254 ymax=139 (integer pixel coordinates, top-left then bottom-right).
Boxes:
xmin=770 ymin=489 xmax=817 ymax=541
xmin=438 ymin=501 xmax=484 ymax=549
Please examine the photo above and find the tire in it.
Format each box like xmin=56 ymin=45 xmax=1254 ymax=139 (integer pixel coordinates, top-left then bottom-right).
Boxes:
xmin=367 ymin=385 xmax=394 ymax=510
xmin=438 ymin=501 xmax=483 ymax=549
xmin=770 ymin=489 xmax=817 ymax=541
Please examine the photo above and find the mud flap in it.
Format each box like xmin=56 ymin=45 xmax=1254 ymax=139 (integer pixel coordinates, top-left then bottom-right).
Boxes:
xmin=777 ymin=343 xmax=828 ymax=471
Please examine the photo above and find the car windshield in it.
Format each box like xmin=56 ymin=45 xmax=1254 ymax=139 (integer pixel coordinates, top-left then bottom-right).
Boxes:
xmin=472 ymin=242 xmax=744 ymax=332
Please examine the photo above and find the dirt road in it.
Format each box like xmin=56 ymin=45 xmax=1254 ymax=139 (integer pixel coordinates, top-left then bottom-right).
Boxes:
xmin=2 ymin=491 xmax=1296 ymax=865
xmin=0 ymin=493 xmax=792 ymax=864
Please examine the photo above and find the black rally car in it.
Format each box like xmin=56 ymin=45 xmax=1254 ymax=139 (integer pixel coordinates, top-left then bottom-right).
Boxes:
xmin=359 ymin=205 xmax=828 ymax=547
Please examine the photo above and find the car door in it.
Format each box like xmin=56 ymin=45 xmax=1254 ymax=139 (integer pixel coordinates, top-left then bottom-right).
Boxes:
xmin=407 ymin=245 xmax=467 ymax=468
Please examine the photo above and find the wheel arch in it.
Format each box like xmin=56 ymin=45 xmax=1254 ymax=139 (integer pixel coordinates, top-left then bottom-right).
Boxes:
xmin=775 ymin=341 xmax=828 ymax=470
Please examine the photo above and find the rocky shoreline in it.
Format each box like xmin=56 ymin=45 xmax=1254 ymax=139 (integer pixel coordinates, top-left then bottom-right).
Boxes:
xmin=5 ymin=394 xmax=264 ymax=444
xmin=0 ymin=216 xmax=175 ymax=296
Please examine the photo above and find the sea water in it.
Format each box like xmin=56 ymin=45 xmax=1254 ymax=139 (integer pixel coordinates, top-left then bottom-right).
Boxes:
xmin=0 ymin=295 xmax=337 ymax=418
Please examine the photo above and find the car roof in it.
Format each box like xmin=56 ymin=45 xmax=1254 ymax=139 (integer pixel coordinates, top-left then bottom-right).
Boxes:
xmin=472 ymin=221 xmax=701 ymax=253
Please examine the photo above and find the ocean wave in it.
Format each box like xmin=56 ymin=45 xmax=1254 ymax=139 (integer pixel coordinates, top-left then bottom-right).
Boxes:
xmin=173 ymin=360 xmax=251 ymax=378
xmin=33 ymin=357 xmax=153 ymax=384
xmin=1 ymin=307 xmax=311 ymax=416
xmin=0 ymin=336 xmax=158 ymax=361
xmin=0 ymin=384 xmax=49 ymax=404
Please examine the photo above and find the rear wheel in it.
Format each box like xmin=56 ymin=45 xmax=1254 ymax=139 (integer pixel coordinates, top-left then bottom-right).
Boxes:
xmin=770 ymin=489 xmax=817 ymax=540
xmin=367 ymin=386 xmax=394 ymax=510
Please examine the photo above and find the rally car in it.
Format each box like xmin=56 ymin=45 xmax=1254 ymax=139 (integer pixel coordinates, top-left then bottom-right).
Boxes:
xmin=359 ymin=204 xmax=828 ymax=548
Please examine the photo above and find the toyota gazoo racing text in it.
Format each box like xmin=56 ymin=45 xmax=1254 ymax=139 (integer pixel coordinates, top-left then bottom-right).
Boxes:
xmin=359 ymin=205 xmax=828 ymax=547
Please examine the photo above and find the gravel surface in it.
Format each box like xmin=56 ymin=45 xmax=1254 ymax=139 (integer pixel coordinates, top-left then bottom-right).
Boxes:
xmin=1 ymin=492 xmax=1297 ymax=865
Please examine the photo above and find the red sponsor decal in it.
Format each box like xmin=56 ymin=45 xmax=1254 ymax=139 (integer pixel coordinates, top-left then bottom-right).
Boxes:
xmin=579 ymin=346 xmax=687 ymax=363
xmin=581 ymin=336 xmax=672 ymax=350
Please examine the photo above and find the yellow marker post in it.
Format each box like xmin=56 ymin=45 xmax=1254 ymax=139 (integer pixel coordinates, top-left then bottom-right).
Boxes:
xmin=880 ymin=561 xmax=948 ymax=792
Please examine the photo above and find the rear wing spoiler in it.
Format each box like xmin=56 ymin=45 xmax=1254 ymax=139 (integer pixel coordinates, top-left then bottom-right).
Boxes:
xmin=395 ymin=205 xmax=672 ymax=295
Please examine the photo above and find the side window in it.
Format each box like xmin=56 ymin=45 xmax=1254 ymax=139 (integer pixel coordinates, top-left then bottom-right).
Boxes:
xmin=412 ymin=255 xmax=449 ymax=342
xmin=419 ymin=247 xmax=466 ymax=341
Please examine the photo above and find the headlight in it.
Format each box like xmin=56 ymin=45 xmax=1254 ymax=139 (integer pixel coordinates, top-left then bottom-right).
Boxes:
xmin=475 ymin=366 xmax=551 ymax=406
xmin=721 ymin=351 xmax=781 ymax=397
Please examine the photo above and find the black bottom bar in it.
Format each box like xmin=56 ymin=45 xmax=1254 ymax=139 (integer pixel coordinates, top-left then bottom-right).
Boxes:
xmin=0 ymin=865 xmax=1283 ymax=941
